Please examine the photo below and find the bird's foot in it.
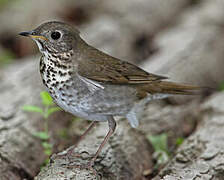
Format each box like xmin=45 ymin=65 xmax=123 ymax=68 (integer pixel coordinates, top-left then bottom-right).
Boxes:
xmin=51 ymin=146 xmax=81 ymax=161
xmin=65 ymin=157 xmax=97 ymax=176
xmin=51 ymin=148 xmax=98 ymax=175
xmin=51 ymin=147 xmax=96 ymax=167
xmin=69 ymin=159 xmax=95 ymax=170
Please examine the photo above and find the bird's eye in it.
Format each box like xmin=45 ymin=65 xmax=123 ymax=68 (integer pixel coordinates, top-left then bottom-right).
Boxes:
xmin=51 ymin=31 xmax=61 ymax=40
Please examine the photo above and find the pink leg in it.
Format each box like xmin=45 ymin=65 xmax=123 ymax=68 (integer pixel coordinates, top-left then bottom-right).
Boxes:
xmin=67 ymin=121 xmax=97 ymax=156
xmin=88 ymin=116 xmax=116 ymax=166
xmin=76 ymin=121 xmax=97 ymax=145
xmin=59 ymin=116 xmax=116 ymax=174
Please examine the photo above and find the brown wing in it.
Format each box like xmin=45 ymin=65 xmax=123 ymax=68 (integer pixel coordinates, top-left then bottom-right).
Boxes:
xmin=77 ymin=48 xmax=203 ymax=99
xmin=78 ymin=50 xmax=167 ymax=84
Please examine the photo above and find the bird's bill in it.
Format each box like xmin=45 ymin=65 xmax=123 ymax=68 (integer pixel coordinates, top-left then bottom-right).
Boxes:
xmin=19 ymin=31 xmax=47 ymax=41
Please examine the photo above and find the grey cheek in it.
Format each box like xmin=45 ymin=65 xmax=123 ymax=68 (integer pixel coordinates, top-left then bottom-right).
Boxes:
xmin=60 ymin=42 xmax=69 ymax=51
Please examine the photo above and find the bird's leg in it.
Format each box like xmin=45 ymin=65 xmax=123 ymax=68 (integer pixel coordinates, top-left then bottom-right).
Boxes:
xmin=88 ymin=116 xmax=116 ymax=167
xmin=67 ymin=121 xmax=97 ymax=156
xmin=61 ymin=116 xmax=116 ymax=174
xmin=53 ymin=121 xmax=97 ymax=160
xmin=76 ymin=121 xmax=98 ymax=145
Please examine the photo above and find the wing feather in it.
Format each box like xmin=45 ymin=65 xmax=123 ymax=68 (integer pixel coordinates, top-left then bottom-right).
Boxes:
xmin=77 ymin=49 xmax=167 ymax=84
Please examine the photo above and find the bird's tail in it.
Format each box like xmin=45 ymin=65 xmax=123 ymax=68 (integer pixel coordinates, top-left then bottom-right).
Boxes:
xmin=140 ymin=81 xmax=203 ymax=95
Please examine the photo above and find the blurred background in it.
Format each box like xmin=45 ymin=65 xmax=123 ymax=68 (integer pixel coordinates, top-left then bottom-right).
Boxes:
xmin=0 ymin=0 xmax=202 ymax=67
xmin=1 ymin=0 xmax=224 ymax=179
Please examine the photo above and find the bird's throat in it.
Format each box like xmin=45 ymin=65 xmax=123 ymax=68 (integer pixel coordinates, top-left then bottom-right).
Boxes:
xmin=39 ymin=54 xmax=73 ymax=98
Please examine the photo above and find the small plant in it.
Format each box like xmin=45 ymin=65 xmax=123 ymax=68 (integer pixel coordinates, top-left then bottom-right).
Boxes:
xmin=57 ymin=128 xmax=69 ymax=139
xmin=147 ymin=133 xmax=170 ymax=168
xmin=176 ymin=137 xmax=184 ymax=146
xmin=218 ymin=82 xmax=224 ymax=91
xmin=22 ymin=91 xmax=61 ymax=165
xmin=0 ymin=50 xmax=15 ymax=67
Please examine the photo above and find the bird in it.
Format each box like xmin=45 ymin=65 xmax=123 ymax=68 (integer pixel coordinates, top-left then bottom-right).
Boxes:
xmin=19 ymin=21 xmax=201 ymax=168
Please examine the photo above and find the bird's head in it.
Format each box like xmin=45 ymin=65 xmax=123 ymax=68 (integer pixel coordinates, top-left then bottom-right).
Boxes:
xmin=19 ymin=21 xmax=80 ymax=55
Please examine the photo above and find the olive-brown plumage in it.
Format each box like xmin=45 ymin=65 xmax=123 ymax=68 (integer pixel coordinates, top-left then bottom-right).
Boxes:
xmin=19 ymin=21 xmax=201 ymax=167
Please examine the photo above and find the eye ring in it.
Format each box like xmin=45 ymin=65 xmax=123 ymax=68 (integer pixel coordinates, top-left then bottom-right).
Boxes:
xmin=51 ymin=31 xmax=61 ymax=40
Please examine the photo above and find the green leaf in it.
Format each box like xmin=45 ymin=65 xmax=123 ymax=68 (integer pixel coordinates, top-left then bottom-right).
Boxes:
xmin=44 ymin=149 xmax=52 ymax=156
xmin=47 ymin=107 xmax=62 ymax=117
xmin=42 ymin=142 xmax=53 ymax=149
xmin=44 ymin=158 xmax=50 ymax=165
xmin=154 ymin=150 xmax=169 ymax=165
xmin=218 ymin=82 xmax=224 ymax=91
xmin=147 ymin=133 xmax=170 ymax=166
xmin=40 ymin=158 xmax=50 ymax=169
xmin=0 ymin=50 xmax=15 ymax=67
xmin=33 ymin=131 xmax=49 ymax=140
xmin=57 ymin=128 xmax=69 ymax=139
xmin=22 ymin=105 xmax=43 ymax=114
xmin=72 ymin=117 xmax=83 ymax=122
xmin=40 ymin=91 xmax=54 ymax=106
xmin=176 ymin=137 xmax=184 ymax=146
xmin=147 ymin=133 xmax=168 ymax=153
